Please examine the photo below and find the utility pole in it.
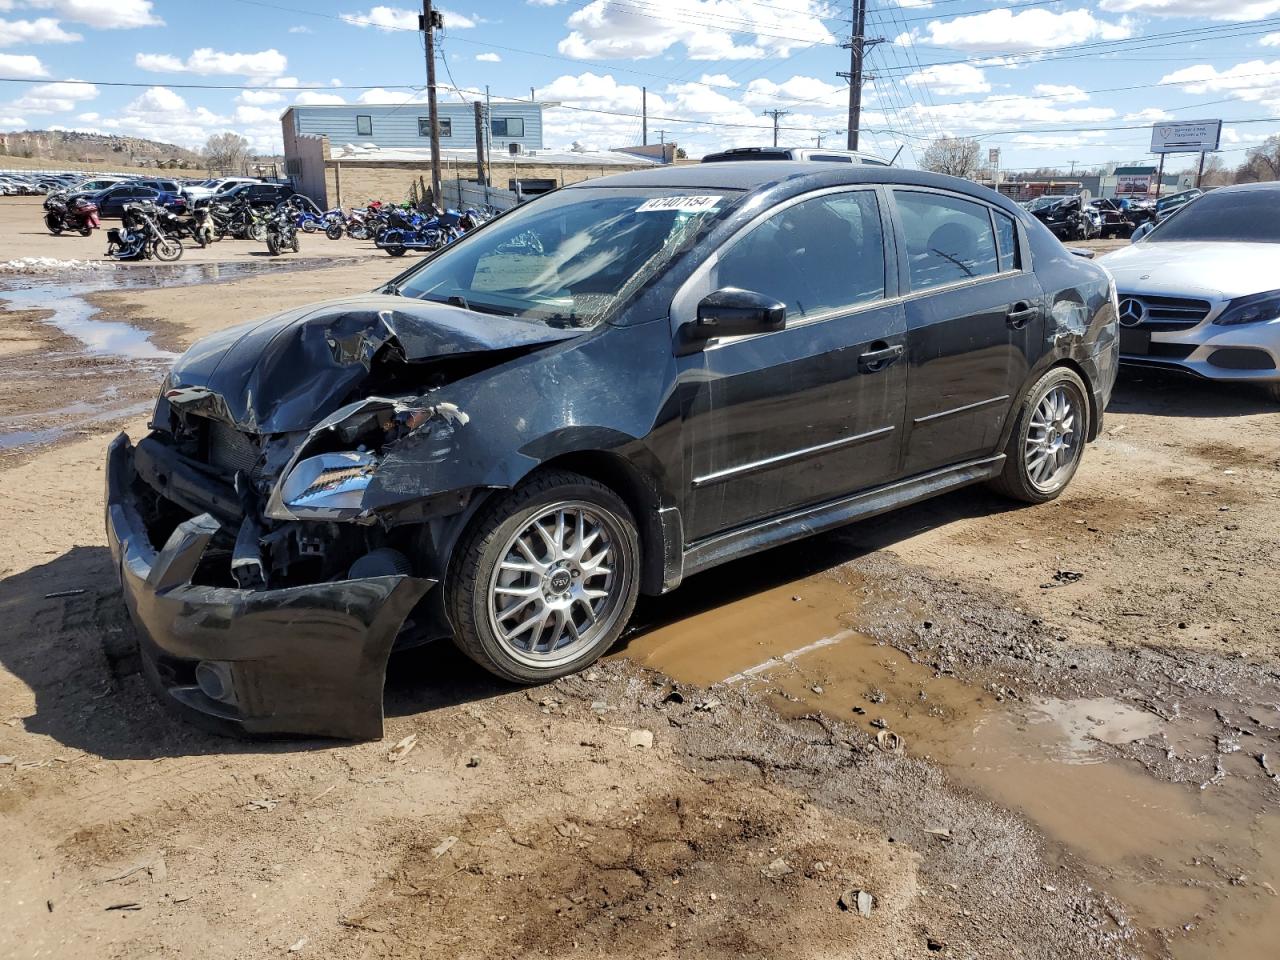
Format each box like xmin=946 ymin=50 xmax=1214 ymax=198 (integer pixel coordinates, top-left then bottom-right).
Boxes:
xmin=420 ymin=0 xmax=443 ymax=206
xmin=813 ymin=133 xmax=824 ymax=148
xmin=657 ymin=129 xmax=666 ymax=145
xmin=642 ymin=87 xmax=648 ymax=146
xmin=762 ymin=108 xmax=789 ymax=148
xmin=837 ymin=0 xmax=882 ymax=152
xmin=473 ymin=100 xmax=486 ymax=187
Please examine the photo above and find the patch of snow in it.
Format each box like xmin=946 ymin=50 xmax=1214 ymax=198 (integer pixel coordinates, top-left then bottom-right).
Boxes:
xmin=0 ymin=257 xmax=110 ymax=274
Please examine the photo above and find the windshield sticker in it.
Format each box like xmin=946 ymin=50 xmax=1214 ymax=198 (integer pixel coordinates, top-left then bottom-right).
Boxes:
xmin=636 ymin=195 xmax=721 ymax=213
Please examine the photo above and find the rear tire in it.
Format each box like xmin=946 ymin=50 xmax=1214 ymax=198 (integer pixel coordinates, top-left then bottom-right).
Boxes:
xmin=988 ymin=367 xmax=1089 ymax=504
xmin=326 ymin=222 xmax=344 ymax=241
xmin=445 ymin=470 xmax=641 ymax=684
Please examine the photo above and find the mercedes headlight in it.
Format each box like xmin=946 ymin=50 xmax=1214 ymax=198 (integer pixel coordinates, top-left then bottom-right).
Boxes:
xmin=267 ymin=451 xmax=377 ymax=520
xmin=1214 ymin=290 xmax=1280 ymax=326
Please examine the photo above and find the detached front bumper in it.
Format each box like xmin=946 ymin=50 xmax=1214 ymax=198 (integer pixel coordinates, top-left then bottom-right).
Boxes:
xmin=105 ymin=433 xmax=435 ymax=740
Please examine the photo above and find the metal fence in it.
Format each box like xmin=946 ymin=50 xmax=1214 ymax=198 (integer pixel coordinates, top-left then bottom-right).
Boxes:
xmin=441 ymin=178 xmax=520 ymax=213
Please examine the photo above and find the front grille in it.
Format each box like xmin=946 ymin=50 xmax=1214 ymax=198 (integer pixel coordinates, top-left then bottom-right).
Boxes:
xmin=1125 ymin=295 xmax=1212 ymax=331
xmin=205 ymin=419 xmax=260 ymax=477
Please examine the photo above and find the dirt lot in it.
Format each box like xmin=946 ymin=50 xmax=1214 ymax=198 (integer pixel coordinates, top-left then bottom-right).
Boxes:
xmin=1 ymin=195 xmax=1279 ymax=960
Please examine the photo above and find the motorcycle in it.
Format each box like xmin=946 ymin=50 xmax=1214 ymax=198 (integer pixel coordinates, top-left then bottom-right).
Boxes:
xmin=156 ymin=204 xmax=212 ymax=248
xmin=106 ymin=203 xmax=183 ymax=261
xmin=43 ymin=192 xmax=100 ymax=236
xmin=375 ymin=207 xmax=455 ymax=256
xmin=264 ymin=200 xmax=301 ymax=255
xmin=209 ymin=197 xmax=268 ymax=241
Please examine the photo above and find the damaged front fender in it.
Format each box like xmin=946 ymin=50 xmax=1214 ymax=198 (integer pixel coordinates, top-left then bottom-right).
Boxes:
xmin=107 ymin=434 xmax=435 ymax=739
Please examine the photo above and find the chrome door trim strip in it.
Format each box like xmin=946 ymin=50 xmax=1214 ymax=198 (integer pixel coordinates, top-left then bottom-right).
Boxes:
xmin=913 ymin=394 xmax=1010 ymax=425
xmin=691 ymin=425 xmax=895 ymax=488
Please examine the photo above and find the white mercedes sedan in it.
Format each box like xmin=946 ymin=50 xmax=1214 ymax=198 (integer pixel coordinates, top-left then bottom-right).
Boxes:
xmin=1100 ymin=182 xmax=1280 ymax=402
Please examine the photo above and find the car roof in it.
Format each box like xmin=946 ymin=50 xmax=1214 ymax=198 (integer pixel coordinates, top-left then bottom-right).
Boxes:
xmin=563 ymin=161 xmax=1021 ymax=212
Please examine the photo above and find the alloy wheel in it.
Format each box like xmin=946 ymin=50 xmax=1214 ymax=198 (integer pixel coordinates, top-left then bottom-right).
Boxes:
xmin=1024 ymin=384 xmax=1082 ymax=493
xmin=486 ymin=502 xmax=630 ymax=669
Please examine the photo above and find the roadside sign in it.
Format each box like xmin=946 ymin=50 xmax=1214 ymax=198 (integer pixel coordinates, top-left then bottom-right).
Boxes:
xmin=988 ymin=148 xmax=1000 ymax=165
xmin=1115 ymin=172 xmax=1152 ymax=197
xmin=1150 ymin=120 xmax=1221 ymax=154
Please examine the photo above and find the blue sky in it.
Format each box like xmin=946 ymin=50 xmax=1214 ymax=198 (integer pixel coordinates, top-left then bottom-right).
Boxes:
xmin=3 ymin=0 xmax=1280 ymax=171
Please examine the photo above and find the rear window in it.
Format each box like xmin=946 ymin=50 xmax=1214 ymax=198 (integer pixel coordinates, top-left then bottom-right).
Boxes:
xmin=894 ymin=190 xmax=1000 ymax=291
xmin=1148 ymin=189 xmax=1280 ymax=243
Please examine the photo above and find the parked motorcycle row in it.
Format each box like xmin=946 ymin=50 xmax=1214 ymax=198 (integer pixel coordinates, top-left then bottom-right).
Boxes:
xmin=30 ymin=172 xmax=503 ymax=261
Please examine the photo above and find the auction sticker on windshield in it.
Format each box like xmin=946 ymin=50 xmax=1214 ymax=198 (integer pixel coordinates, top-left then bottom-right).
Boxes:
xmin=636 ymin=196 xmax=721 ymax=213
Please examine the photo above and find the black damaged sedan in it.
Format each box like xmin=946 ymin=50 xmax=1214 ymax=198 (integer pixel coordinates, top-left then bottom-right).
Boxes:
xmin=106 ymin=163 xmax=1118 ymax=738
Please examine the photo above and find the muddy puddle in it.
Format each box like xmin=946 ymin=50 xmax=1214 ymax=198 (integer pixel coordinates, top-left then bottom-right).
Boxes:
xmin=0 ymin=259 xmax=359 ymax=456
xmin=619 ymin=568 xmax=1280 ymax=959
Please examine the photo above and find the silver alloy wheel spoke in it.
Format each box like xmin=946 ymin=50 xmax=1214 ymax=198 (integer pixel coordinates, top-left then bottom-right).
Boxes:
xmin=1024 ymin=384 xmax=1081 ymax=492
xmin=488 ymin=501 xmax=628 ymax=666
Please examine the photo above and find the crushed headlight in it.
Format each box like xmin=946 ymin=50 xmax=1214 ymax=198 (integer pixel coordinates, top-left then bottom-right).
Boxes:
xmin=269 ymin=450 xmax=377 ymax=520
xmin=1214 ymin=290 xmax=1280 ymax=326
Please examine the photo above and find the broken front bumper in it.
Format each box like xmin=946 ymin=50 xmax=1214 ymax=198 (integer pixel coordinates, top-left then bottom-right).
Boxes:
xmin=105 ymin=433 xmax=435 ymax=740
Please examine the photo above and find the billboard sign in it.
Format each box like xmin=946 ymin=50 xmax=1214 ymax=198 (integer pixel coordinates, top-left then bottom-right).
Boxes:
xmin=1115 ymin=173 xmax=1152 ymax=197
xmin=1150 ymin=120 xmax=1221 ymax=154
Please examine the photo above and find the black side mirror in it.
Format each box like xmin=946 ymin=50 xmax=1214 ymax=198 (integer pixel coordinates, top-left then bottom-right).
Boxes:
xmin=688 ymin=287 xmax=787 ymax=342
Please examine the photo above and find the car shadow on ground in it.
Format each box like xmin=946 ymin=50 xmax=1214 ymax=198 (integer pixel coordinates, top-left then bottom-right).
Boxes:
xmin=0 ymin=486 xmax=1022 ymax=761
xmin=1110 ymin=368 xmax=1276 ymax=417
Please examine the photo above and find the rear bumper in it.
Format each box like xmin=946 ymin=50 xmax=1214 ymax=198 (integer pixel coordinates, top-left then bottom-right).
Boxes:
xmin=105 ymin=433 xmax=434 ymax=740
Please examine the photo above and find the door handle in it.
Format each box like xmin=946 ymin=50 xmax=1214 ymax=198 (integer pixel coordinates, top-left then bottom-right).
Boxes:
xmin=858 ymin=342 xmax=904 ymax=373
xmin=1007 ymin=301 xmax=1038 ymax=329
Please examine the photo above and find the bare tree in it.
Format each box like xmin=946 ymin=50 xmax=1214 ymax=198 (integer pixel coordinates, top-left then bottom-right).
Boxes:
xmin=203 ymin=132 xmax=250 ymax=174
xmin=1236 ymin=136 xmax=1280 ymax=184
xmin=920 ymin=137 xmax=982 ymax=179
xmin=1198 ymin=154 xmax=1231 ymax=187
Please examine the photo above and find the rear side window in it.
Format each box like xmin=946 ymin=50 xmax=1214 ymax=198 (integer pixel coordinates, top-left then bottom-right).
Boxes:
xmin=994 ymin=210 xmax=1020 ymax=272
xmin=716 ymin=191 xmax=886 ymax=320
xmin=894 ymin=190 xmax=1000 ymax=292
xmin=810 ymin=154 xmax=854 ymax=163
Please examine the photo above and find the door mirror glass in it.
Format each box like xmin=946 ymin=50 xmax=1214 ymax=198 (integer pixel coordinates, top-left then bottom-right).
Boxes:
xmin=689 ymin=287 xmax=786 ymax=340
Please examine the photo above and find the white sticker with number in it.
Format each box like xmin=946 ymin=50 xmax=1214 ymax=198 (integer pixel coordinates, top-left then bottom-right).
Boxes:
xmin=636 ymin=195 xmax=721 ymax=213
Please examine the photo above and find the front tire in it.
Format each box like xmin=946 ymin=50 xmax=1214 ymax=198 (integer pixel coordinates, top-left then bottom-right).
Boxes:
xmin=989 ymin=367 xmax=1089 ymax=503
xmin=266 ymin=235 xmax=280 ymax=256
xmin=152 ymin=237 xmax=183 ymax=262
xmin=326 ymin=222 xmax=344 ymax=241
xmin=446 ymin=470 xmax=641 ymax=684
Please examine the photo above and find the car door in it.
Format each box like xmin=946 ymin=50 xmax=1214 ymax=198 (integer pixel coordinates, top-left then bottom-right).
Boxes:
xmin=676 ymin=187 xmax=908 ymax=541
xmin=890 ymin=188 xmax=1044 ymax=475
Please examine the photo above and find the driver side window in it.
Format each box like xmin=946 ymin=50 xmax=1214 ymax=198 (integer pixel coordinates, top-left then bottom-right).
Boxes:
xmin=715 ymin=191 xmax=886 ymax=320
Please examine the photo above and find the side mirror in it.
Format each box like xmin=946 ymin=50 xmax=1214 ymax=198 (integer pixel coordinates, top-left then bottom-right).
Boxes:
xmin=1067 ymin=247 xmax=1095 ymax=259
xmin=688 ymin=287 xmax=786 ymax=342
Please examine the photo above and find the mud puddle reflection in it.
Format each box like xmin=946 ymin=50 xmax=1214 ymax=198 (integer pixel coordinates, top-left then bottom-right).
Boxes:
xmin=0 ymin=259 xmax=360 ymax=456
xmin=619 ymin=568 xmax=1280 ymax=960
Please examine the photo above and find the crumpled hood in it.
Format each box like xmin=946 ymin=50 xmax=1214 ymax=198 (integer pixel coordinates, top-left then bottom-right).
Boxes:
xmin=1099 ymin=241 xmax=1278 ymax=300
xmin=166 ymin=294 xmax=580 ymax=433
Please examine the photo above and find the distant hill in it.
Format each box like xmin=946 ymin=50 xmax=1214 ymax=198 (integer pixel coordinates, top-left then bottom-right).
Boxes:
xmin=0 ymin=130 xmax=203 ymax=168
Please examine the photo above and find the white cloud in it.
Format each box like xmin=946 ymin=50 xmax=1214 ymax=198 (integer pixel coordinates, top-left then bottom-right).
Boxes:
xmin=699 ymin=73 xmax=738 ymax=89
xmin=25 ymin=0 xmax=161 ymax=28
xmin=1099 ymin=0 xmax=1280 ymax=21
xmin=557 ymin=0 xmax=836 ymax=61
xmin=0 ymin=17 xmax=81 ymax=46
xmin=135 ymin=48 xmax=288 ymax=77
xmin=1123 ymin=107 xmax=1172 ymax=122
xmin=355 ymin=87 xmax=428 ymax=104
xmin=0 ymin=115 xmax=28 ymax=127
xmin=903 ymin=63 xmax=990 ymax=96
xmin=476 ymin=52 xmax=502 ymax=62
xmin=294 ymin=91 xmax=347 ymax=105
xmin=8 ymin=78 xmax=97 ymax=114
xmin=1159 ymin=60 xmax=1280 ymax=107
xmin=340 ymin=5 xmax=411 ymax=29
xmin=910 ymin=9 xmax=1132 ymax=53
xmin=1032 ymin=83 xmax=1089 ymax=103
xmin=0 ymin=53 xmax=49 ymax=77
xmin=288 ymin=25 xmax=312 ymax=34
xmin=237 ymin=89 xmax=285 ymax=106
xmin=92 ymin=86 xmax=281 ymax=153
xmin=1262 ymin=32 xmax=1280 ymax=47
xmin=439 ymin=8 xmax=476 ymax=28
xmin=741 ymin=75 xmax=844 ymax=108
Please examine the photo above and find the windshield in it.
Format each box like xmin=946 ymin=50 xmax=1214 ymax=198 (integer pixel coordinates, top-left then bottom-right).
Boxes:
xmin=393 ymin=187 xmax=738 ymax=327
xmin=1147 ymin=189 xmax=1280 ymax=243
xmin=1027 ymin=195 xmax=1068 ymax=212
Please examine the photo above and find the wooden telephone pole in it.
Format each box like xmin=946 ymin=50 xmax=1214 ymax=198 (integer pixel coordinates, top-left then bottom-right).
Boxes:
xmin=762 ymin=109 xmax=789 ymax=147
xmin=837 ymin=0 xmax=881 ymax=152
xmin=420 ymin=0 xmax=443 ymax=205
